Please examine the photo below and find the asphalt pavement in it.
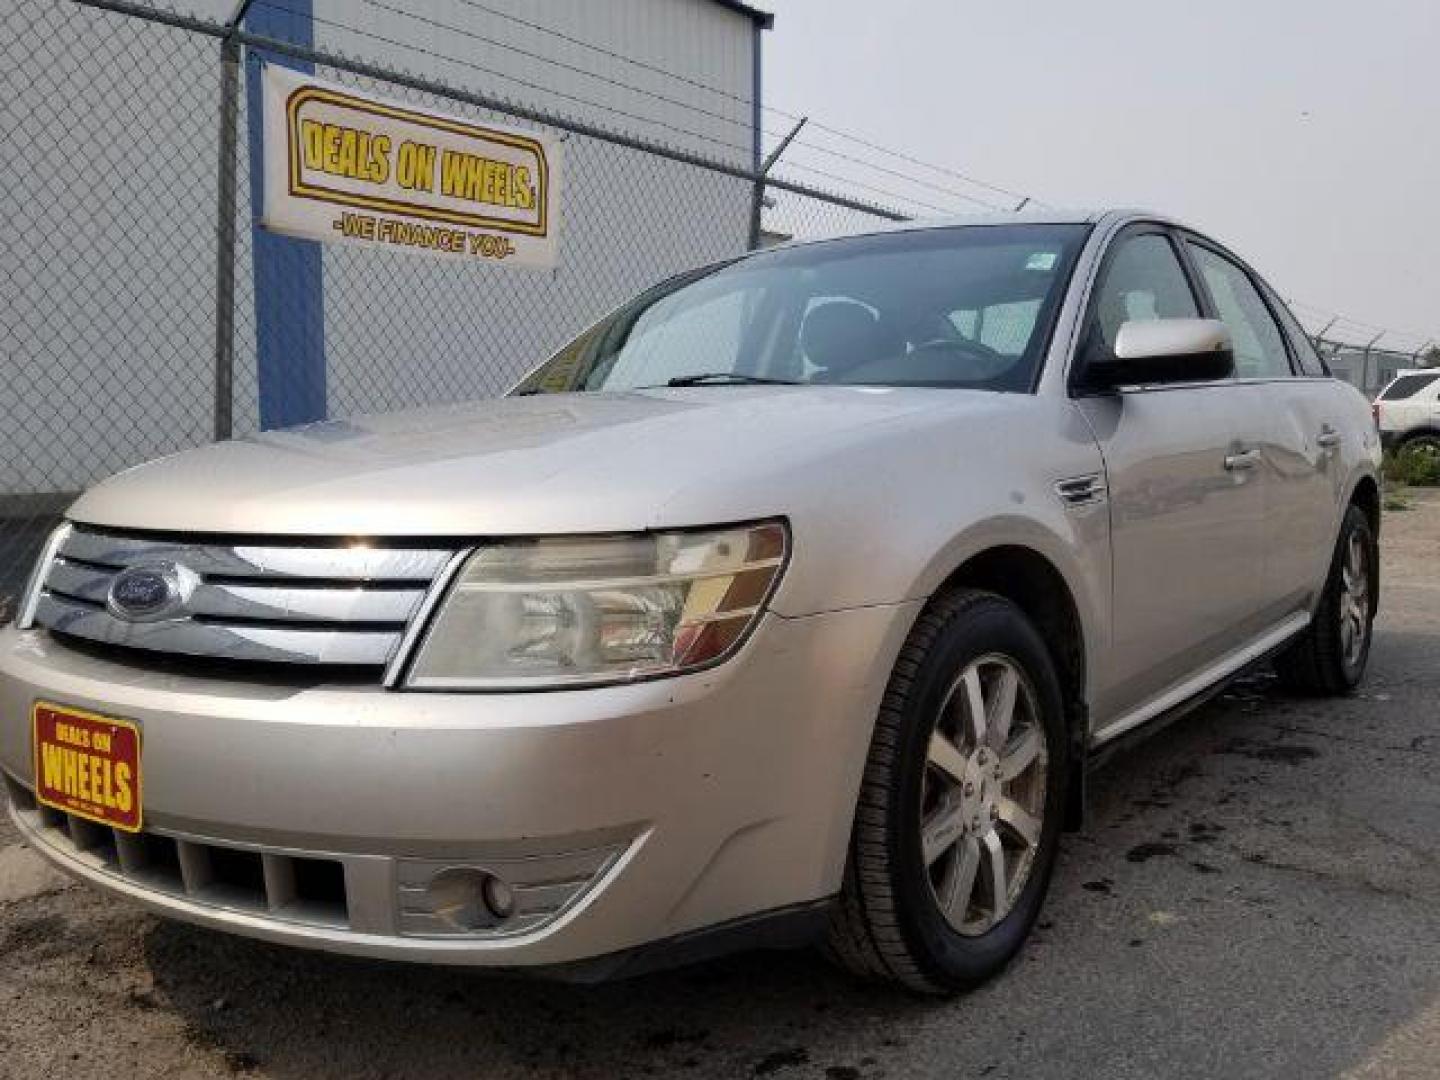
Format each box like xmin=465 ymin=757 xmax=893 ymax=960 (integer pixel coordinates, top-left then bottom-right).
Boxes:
xmin=3 ymin=492 xmax=1439 ymax=1079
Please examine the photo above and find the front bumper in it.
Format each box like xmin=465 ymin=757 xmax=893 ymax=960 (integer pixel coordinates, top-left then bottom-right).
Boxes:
xmin=0 ymin=603 xmax=916 ymax=967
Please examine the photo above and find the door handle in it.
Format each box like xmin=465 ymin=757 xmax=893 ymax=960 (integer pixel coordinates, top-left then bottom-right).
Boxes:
xmin=1317 ymin=427 xmax=1342 ymax=450
xmin=1224 ymin=448 xmax=1260 ymax=471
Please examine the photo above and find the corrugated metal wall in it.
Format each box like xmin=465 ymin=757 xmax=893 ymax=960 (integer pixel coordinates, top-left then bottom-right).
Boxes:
xmin=313 ymin=0 xmax=756 ymax=167
xmin=301 ymin=0 xmax=760 ymax=429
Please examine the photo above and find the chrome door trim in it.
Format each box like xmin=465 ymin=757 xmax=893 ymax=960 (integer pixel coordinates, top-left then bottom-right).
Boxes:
xmin=1091 ymin=612 xmax=1309 ymax=747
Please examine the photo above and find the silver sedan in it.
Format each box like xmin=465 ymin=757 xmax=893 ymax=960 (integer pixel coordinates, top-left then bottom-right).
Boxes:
xmin=1 ymin=210 xmax=1380 ymax=992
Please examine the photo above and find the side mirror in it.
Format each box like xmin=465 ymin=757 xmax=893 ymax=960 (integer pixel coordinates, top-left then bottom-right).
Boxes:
xmin=1087 ymin=318 xmax=1234 ymax=388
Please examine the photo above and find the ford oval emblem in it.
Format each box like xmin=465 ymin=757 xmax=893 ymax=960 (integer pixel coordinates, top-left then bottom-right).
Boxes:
xmin=107 ymin=563 xmax=184 ymax=623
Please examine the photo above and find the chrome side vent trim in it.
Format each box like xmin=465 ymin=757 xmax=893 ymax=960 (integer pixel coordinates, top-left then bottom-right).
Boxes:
xmin=1054 ymin=473 xmax=1107 ymax=508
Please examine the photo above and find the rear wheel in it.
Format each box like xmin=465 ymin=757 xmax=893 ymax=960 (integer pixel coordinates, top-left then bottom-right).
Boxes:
xmin=826 ymin=589 xmax=1067 ymax=994
xmin=1273 ymin=503 xmax=1376 ymax=694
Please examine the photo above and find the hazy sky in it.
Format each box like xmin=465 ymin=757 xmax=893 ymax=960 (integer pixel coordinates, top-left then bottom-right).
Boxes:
xmin=761 ymin=0 xmax=1440 ymax=350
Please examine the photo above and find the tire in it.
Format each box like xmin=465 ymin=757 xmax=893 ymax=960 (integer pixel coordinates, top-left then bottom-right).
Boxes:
xmin=1273 ymin=503 xmax=1377 ymax=695
xmin=825 ymin=589 xmax=1068 ymax=994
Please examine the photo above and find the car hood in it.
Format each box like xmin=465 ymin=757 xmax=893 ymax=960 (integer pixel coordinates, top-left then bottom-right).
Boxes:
xmin=69 ymin=386 xmax=995 ymax=537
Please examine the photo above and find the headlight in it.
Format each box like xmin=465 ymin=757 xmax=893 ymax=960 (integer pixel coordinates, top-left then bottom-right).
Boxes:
xmin=15 ymin=522 xmax=71 ymax=630
xmin=405 ymin=521 xmax=788 ymax=689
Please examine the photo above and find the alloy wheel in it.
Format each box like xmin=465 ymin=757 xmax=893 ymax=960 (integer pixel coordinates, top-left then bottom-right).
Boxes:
xmin=1339 ymin=530 xmax=1371 ymax=668
xmin=920 ymin=654 xmax=1048 ymax=936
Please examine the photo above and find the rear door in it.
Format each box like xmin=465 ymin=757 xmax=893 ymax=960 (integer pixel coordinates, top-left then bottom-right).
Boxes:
xmin=1072 ymin=225 xmax=1266 ymax=732
xmin=1180 ymin=237 xmax=1338 ymax=618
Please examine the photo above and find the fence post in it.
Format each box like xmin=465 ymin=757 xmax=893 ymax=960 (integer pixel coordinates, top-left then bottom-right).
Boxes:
xmin=1361 ymin=331 xmax=1383 ymax=397
xmin=212 ymin=0 xmax=254 ymax=441
xmin=749 ymin=116 xmax=807 ymax=250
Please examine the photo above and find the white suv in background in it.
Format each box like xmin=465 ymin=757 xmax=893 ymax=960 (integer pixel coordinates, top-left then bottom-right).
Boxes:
xmin=1375 ymin=369 xmax=1440 ymax=456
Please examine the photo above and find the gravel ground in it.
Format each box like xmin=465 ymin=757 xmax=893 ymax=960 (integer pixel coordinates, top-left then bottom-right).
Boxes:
xmin=3 ymin=492 xmax=1439 ymax=1080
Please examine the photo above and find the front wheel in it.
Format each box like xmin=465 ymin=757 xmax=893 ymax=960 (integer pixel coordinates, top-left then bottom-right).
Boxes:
xmin=825 ymin=589 xmax=1067 ymax=994
xmin=1273 ymin=503 xmax=1377 ymax=694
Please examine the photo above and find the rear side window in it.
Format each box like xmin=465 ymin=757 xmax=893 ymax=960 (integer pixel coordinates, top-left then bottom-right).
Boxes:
xmin=1186 ymin=244 xmax=1293 ymax=379
xmin=1381 ymin=373 xmax=1440 ymax=400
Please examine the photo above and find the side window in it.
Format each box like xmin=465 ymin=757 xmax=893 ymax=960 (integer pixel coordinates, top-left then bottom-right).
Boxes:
xmin=1267 ymin=290 xmax=1330 ymax=377
xmin=1088 ymin=233 xmax=1199 ymax=357
xmin=1186 ymin=245 xmax=1293 ymax=379
xmin=1381 ymin=373 xmax=1440 ymax=400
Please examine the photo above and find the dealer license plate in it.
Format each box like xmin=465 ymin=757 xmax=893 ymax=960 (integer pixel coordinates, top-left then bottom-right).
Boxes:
xmin=32 ymin=701 xmax=143 ymax=832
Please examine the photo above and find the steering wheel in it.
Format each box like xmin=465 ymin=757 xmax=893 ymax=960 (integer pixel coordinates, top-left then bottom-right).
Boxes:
xmin=908 ymin=337 xmax=1013 ymax=381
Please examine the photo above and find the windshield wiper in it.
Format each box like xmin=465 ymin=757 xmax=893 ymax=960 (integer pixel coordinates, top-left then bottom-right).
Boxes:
xmin=662 ymin=373 xmax=801 ymax=387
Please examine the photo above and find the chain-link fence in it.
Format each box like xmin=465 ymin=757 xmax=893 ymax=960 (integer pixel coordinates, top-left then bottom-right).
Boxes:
xmin=10 ymin=0 xmax=1416 ymax=626
xmin=1315 ymin=339 xmax=1433 ymax=399
xmin=0 ymin=0 xmax=905 ymax=621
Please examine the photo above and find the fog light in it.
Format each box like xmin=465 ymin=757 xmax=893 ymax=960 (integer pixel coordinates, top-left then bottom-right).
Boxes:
xmin=427 ymin=868 xmax=503 ymax=931
xmin=483 ymin=875 xmax=515 ymax=919
xmin=397 ymin=843 xmax=625 ymax=940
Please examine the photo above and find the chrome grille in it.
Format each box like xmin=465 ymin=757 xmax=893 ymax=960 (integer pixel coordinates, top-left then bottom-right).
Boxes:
xmin=31 ymin=525 xmax=457 ymax=671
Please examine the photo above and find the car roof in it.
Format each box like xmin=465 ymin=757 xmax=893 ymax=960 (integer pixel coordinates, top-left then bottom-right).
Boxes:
xmin=764 ymin=208 xmax=1189 ymax=252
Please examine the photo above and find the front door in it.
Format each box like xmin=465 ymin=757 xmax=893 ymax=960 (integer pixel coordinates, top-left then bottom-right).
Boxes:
xmin=1071 ymin=227 xmax=1266 ymax=734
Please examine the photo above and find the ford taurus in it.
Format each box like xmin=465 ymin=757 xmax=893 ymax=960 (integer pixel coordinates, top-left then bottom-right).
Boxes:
xmin=1 ymin=210 xmax=1380 ymax=993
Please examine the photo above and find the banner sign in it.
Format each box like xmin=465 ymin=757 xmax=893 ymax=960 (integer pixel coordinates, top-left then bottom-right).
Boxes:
xmin=261 ymin=66 xmax=561 ymax=268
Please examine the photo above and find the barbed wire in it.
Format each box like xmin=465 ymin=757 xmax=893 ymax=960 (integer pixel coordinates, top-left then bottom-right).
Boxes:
xmin=251 ymin=0 xmax=1014 ymax=216
xmin=74 ymin=0 xmax=1440 ymax=351
xmin=441 ymin=0 xmax=1048 ymax=208
xmin=1288 ymin=299 xmax=1435 ymax=354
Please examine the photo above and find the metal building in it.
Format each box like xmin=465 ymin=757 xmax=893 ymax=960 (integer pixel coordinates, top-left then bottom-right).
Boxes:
xmin=3 ymin=0 xmax=773 ymax=495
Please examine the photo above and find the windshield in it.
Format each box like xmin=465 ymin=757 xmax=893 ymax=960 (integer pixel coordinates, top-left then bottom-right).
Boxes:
xmin=513 ymin=223 xmax=1091 ymax=395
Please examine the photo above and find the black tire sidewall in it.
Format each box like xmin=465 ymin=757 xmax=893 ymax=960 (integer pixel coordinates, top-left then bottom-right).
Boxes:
xmin=888 ymin=596 xmax=1068 ymax=989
